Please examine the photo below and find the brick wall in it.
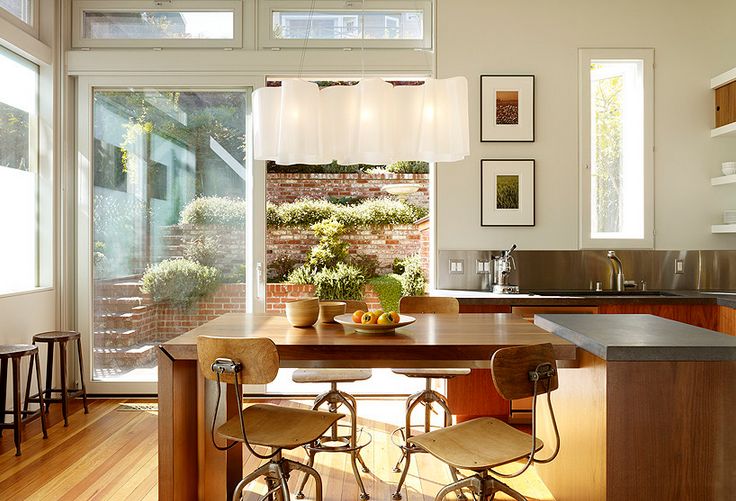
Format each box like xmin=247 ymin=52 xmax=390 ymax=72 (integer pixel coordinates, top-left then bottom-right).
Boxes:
xmin=267 ymin=225 xmax=425 ymax=275
xmin=267 ymin=172 xmax=429 ymax=207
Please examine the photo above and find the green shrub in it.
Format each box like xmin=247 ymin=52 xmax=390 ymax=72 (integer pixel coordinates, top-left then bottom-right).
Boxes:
xmin=223 ymin=263 xmax=246 ymax=284
xmin=141 ymin=258 xmax=221 ymax=309
xmin=287 ymin=265 xmax=317 ymax=285
xmin=351 ymin=254 xmax=379 ymax=279
xmin=327 ymin=195 xmax=363 ymax=206
xmin=267 ymin=197 xmax=428 ymax=228
xmin=268 ymin=256 xmax=298 ymax=283
xmin=385 ymin=161 xmax=429 ymax=174
xmin=398 ymin=254 xmax=426 ymax=296
xmin=180 ymin=197 xmax=246 ymax=226
xmin=313 ymin=263 xmax=365 ymax=300
xmin=306 ymin=219 xmax=349 ymax=269
xmin=182 ymin=235 xmax=220 ymax=267
xmin=368 ymin=274 xmax=402 ymax=312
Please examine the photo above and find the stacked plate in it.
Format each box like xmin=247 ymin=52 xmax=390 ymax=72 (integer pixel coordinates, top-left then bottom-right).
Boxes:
xmin=724 ymin=210 xmax=736 ymax=224
xmin=723 ymin=162 xmax=736 ymax=176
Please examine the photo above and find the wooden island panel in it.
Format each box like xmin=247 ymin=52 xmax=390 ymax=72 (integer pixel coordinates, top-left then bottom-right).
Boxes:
xmin=536 ymin=351 xmax=736 ymax=499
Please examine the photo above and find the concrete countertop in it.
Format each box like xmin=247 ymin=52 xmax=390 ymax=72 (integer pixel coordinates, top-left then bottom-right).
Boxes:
xmin=431 ymin=289 xmax=736 ymax=308
xmin=534 ymin=313 xmax=736 ymax=361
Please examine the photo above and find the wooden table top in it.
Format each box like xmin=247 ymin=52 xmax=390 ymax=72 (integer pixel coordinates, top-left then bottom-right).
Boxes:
xmin=160 ymin=313 xmax=577 ymax=368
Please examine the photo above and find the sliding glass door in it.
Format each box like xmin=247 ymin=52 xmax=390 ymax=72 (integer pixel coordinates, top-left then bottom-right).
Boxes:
xmin=77 ymin=76 xmax=265 ymax=393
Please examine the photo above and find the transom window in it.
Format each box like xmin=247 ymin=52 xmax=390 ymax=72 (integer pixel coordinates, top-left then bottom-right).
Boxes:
xmin=261 ymin=1 xmax=431 ymax=49
xmin=72 ymin=0 xmax=242 ymax=48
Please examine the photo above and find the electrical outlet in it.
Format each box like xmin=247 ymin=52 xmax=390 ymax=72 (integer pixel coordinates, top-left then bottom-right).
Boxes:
xmin=476 ymin=259 xmax=491 ymax=274
xmin=674 ymin=259 xmax=685 ymax=275
xmin=449 ymin=259 xmax=464 ymax=274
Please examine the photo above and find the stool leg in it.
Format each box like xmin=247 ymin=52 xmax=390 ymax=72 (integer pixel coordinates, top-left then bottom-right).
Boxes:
xmin=44 ymin=341 xmax=54 ymax=408
xmin=76 ymin=338 xmax=89 ymax=414
xmin=12 ymin=357 xmax=22 ymax=456
xmin=23 ymin=350 xmax=34 ymax=414
xmin=295 ymin=448 xmax=316 ymax=499
xmin=59 ymin=341 xmax=69 ymax=426
xmin=35 ymin=352 xmax=48 ymax=438
xmin=0 ymin=358 xmax=7 ymax=433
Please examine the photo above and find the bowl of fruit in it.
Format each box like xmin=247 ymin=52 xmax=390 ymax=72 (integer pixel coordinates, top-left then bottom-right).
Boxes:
xmin=334 ymin=309 xmax=416 ymax=334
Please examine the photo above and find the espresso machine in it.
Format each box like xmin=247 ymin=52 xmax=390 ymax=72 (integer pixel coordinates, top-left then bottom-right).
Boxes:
xmin=492 ymin=244 xmax=519 ymax=294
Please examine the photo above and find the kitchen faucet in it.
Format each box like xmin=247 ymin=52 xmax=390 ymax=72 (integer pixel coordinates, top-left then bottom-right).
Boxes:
xmin=607 ymin=251 xmax=625 ymax=292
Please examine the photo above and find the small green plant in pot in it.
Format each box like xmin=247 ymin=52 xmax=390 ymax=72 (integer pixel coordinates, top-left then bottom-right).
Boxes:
xmin=141 ymin=258 xmax=221 ymax=309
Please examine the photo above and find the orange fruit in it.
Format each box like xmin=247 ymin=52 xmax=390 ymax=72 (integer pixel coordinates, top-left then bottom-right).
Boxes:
xmin=387 ymin=311 xmax=400 ymax=324
xmin=374 ymin=309 xmax=384 ymax=318
xmin=362 ymin=312 xmax=378 ymax=324
xmin=377 ymin=313 xmax=391 ymax=325
xmin=352 ymin=310 xmax=365 ymax=323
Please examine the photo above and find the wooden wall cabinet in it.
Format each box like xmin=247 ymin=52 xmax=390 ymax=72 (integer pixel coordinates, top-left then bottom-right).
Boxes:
xmin=711 ymin=67 xmax=736 ymax=136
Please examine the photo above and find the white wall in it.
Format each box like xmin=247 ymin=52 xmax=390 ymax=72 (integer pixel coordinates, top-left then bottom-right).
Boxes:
xmin=435 ymin=0 xmax=736 ymax=251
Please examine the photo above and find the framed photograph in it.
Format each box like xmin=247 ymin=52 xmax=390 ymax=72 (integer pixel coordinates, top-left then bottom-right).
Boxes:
xmin=480 ymin=75 xmax=535 ymax=142
xmin=481 ymin=159 xmax=535 ymax=226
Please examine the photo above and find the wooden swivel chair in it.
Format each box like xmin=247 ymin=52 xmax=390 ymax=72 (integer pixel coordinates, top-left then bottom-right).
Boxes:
xmin=198 ymin=336 xmax=343 ymax=501
xmin=391 ymin=296 xmax=471 ymax=500
xmin=292 ymin=299 xmax=372 ymax=500
xmin=409 ymin=343 xmax=561 ymax=501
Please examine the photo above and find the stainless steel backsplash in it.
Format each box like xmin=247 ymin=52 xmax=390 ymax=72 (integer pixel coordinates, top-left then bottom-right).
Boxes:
xmin=436 ymin=250 xmax=736 ymax=291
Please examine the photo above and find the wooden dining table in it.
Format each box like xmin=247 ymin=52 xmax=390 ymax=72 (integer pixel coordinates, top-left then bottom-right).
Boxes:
xmin=157 ymin=312 xmax=577 ymax=501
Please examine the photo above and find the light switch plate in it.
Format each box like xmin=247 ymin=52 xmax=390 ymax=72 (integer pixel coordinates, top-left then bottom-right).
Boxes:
xmin=674 ymin=259 xmax=684 ymax=274
xmin=476 ymin=259 xmax=491 ymax=274
xmin=449 ymin=259 xmax=465 ymax=274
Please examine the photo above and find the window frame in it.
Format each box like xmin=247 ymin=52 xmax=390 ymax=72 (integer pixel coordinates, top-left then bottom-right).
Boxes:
xmin=0 ymin=0 xmax=38 ymax=38
xmin=259 ymin=0 xmax=432 ymax=49
xmin=579 ymin=48 xmax=654 ymax=249
xmin=71 ymin=0 xmax=244 ymax=49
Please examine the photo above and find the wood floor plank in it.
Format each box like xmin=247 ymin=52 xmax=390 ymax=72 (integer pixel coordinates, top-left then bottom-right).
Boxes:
xmin=0 ymin=398 xmax=555 ymax=501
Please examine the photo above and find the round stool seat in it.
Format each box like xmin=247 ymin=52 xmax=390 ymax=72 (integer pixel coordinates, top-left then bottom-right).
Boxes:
xmin=391 ymin=368 xmax=471 ymax=379
xmin=292 ymin=369 xmax=372 ymax=384
xmin=0 ymin=344 xmax=38 ymax=359
xmin=32 ymin=331 xmax=80 ymax=342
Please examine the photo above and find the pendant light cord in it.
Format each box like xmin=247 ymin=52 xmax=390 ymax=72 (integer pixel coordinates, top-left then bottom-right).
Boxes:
xmin=298 ymin=0 xmax=318 ymax=78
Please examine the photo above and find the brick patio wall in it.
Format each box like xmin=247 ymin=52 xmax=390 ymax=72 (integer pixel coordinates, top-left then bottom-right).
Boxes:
xmin=267 ymin=225 xmax=425 ymax=275
xmin=267 ymin=172 xmax=429 ymax=207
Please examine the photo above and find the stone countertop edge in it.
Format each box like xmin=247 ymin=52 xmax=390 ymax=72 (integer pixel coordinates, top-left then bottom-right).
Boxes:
xmin=431 ymin=289 xmax=736 ymax=309
xmin=533 ymin=313 xmax=736 ymax=362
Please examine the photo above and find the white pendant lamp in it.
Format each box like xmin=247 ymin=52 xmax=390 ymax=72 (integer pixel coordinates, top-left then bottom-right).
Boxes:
xmin=253 ymin=76 xmax=469 ymax=165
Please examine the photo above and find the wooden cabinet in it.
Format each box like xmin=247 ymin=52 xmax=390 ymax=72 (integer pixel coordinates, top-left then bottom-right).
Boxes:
xmin=715 ymin=81 xmax=736 ymax=128
xmin=718 ymin=306 xmax=736 ymax=336
xmin=598 ymin=303 xmax=719 ymax=330
xmin=711 ymin=67 xmax=736 ymax=136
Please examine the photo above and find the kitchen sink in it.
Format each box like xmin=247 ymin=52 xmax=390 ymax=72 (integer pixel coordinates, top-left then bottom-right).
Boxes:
xmin=527 ymin=290 xmax=678 ymax=297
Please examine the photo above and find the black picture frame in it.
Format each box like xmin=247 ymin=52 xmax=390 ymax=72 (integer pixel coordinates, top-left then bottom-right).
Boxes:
xmin=480 ymin=158 xmax=537 ymax=228
xmin=480 ymin=75 xmax=535 ymax=142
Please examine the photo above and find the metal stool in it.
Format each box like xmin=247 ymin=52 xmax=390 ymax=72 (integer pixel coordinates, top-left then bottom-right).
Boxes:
xmin=26 ymin=331 xmax=89 ymax=426
xmin=1 ymin=345 xmax=48 ymax=456
xmin=390 ymin=368 xmax=471 ymax=500
xmin=292 ymin=369 xmax=373 ymax=500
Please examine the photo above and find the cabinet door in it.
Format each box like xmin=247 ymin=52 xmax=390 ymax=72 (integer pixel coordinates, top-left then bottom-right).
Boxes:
xmin=715 ymin=81 xmax=736 ymax=128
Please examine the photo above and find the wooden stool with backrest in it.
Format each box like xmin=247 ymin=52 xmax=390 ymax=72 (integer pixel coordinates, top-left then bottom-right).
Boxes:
xmin=391 ymin=296 xmax=471 ymax=500
xmin=409 ymin=343 xmax=561 ymax=501
xmin=0 ymin=344 xmax=48 ymax=456
xmin=292 ymin=299 xmax=372 ymax=500
xmin=198 ymin=335 xmax=344 ymax=501
xmin=26 ymin=331 xmax=89 ymax=426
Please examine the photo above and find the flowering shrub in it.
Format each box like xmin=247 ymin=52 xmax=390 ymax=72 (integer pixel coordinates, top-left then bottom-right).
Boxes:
xmin=267 ymin=197 xmax=427 ymax=228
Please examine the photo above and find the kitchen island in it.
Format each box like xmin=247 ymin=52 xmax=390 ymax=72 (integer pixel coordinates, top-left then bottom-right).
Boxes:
xmin=533 ymin=314 xmax=736 ymax=500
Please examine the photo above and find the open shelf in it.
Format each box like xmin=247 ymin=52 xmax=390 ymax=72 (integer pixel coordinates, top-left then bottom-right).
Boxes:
xmin=711 ymin=224 xmax=736 ymax=233
xmin=711 ymin=122 xmax=736 ymax=138
xmin=711 ymin=174 xmax=736 ymax=186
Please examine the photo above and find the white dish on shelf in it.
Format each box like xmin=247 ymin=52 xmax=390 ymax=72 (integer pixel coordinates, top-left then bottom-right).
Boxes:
xmin=722 ymin=162 xmax=736 ymax=176
xmin=723 ymin=210 xmax=736 ymax=224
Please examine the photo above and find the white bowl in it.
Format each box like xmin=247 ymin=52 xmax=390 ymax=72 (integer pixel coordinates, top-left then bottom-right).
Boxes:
xmin=722 ymin=165 xmax=736 ymax=176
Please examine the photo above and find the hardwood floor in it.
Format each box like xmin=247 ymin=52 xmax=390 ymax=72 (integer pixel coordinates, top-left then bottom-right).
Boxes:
xmin=0 ymin=398 xmax=555 ymax=500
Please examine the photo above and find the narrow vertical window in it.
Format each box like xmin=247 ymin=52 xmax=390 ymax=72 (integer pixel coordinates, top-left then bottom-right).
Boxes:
xmin=0 ymin=46 xmax=39 ymax=293
xmin=580 ymin=49 xmax=653 ymax=248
